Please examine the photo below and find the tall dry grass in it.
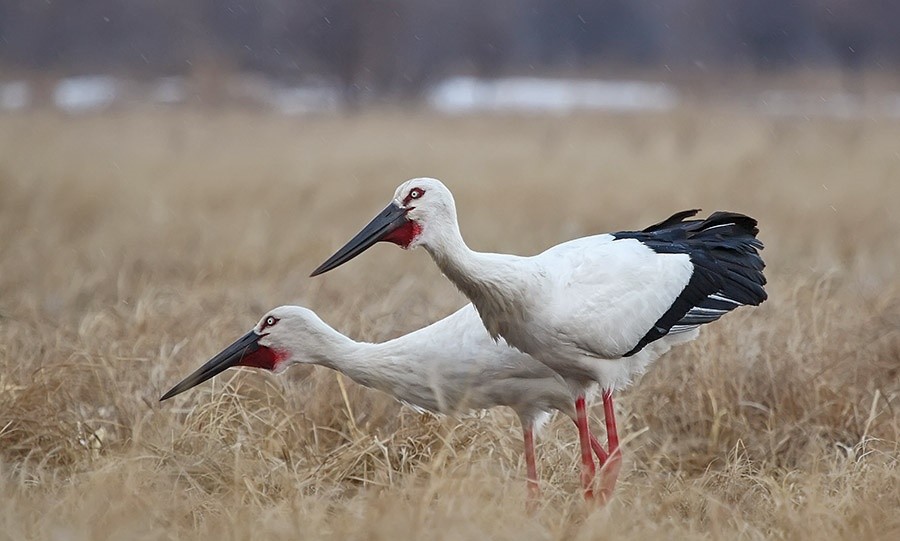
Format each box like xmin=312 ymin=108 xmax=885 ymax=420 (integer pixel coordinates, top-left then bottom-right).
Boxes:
xmin=0 ymin=106 xmax=898 ymax=540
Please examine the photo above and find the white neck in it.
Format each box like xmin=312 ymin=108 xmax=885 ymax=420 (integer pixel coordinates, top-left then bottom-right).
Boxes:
xmin=421 ymin=218 xmax=537 ymax=340
xmin=288 ymin=316 xmax=435 ymax=401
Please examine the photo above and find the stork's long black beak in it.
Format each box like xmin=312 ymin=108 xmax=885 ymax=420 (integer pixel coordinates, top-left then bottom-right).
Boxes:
xmin=159 ymin=330 xmax=261 ymax=401
xmin=310 ymin=202 xmax=409 ymax=277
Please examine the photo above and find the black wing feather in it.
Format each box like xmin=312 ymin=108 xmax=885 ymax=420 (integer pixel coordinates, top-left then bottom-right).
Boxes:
xmin=613 ymin=210 xmax=767 ymax=357
xmin=641 ymin=209 xmax=701 ymax=232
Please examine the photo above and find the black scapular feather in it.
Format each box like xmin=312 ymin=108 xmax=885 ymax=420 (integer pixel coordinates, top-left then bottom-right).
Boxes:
xmin=613 ymin=209 xmax=767 ymax=356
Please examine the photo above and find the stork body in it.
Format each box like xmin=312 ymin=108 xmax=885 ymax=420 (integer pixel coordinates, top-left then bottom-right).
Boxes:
xmin=161 ymin=303 xmax=609 ymax=501
xmin=311 ymin=177 xmax=768 ymax=501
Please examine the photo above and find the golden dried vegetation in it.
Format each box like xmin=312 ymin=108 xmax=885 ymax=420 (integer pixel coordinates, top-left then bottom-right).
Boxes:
xmin=0 ymin=107 xmax=898 ymax=540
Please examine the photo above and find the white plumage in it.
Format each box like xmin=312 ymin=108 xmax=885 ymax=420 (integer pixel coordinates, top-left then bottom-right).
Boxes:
xmin=160 ymin=303 xmax=610 ymax=500
xmin=311 ymin=177 xmax=768 ymax=502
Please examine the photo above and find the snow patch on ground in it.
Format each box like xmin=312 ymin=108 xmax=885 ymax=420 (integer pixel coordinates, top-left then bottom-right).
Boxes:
xmin=3 ymin=74 xmax=900 ymax=121
xmin=428 ymin=76 xmax=680 ymax=114
xmin=54 ymin=76 xmax=119 ymax=112
xmin=0 ymin=82 xmax=30 ymax=110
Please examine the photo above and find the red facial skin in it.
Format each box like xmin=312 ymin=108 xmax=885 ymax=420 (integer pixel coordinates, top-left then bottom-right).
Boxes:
xmin=382 ymin=220 xmax=422 ymax=249
xmin=237 ymin=345 xmax=284 ymax=371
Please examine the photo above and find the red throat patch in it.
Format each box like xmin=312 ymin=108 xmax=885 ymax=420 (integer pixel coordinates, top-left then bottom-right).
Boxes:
xmin=237 ymin=346 xmax=284 ymax=371
xmin=382 ymin=220 xmax=421 ymax=249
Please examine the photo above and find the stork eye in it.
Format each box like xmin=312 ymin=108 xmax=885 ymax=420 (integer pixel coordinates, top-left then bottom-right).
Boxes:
xmin=409 ymin=188 xmax=424 ymax=199
xmin=264 ymin=316 xmax=278 ymax=328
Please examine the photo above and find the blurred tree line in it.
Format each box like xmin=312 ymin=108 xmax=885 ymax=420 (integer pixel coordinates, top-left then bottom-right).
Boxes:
xmin=1 ymin=0 xmax=898 ymax=97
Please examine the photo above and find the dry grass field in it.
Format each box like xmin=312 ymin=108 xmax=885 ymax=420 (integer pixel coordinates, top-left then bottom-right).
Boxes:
xmin=1 ymin=105 xmax=898 ymax=540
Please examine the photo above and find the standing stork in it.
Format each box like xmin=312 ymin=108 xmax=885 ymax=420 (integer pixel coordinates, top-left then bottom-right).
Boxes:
xmin=310 ymin=177 xmax=768 ymax=501
xmin=160 ymin=303 xmax=615 ymax=503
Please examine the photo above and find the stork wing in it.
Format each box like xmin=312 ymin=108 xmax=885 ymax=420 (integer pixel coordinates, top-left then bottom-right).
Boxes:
xmin=613 ymin=211 xmax=767 ymax=356
xmin=538 ymin=210 xmax=766 ymax=359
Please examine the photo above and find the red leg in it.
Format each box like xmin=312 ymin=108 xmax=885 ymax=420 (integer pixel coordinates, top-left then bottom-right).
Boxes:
xmin=598 ymin=390 xmax=622 ymax=504
xmin=589 ymin=432 xmax=609 ymax=466
xmin=575 ymin=395 xmax=596 ymax=500
xmin=571 ymin=418 xmax=609 ymax=466
xmin=523 ymin=426 xmax=540 ymax=512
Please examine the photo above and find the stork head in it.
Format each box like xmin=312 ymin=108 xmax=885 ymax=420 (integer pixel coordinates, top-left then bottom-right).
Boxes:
xmin=310 ymin=177 xmax=456 ymax=276
xmin=159 ymin=306 xmax=321 ymax=401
